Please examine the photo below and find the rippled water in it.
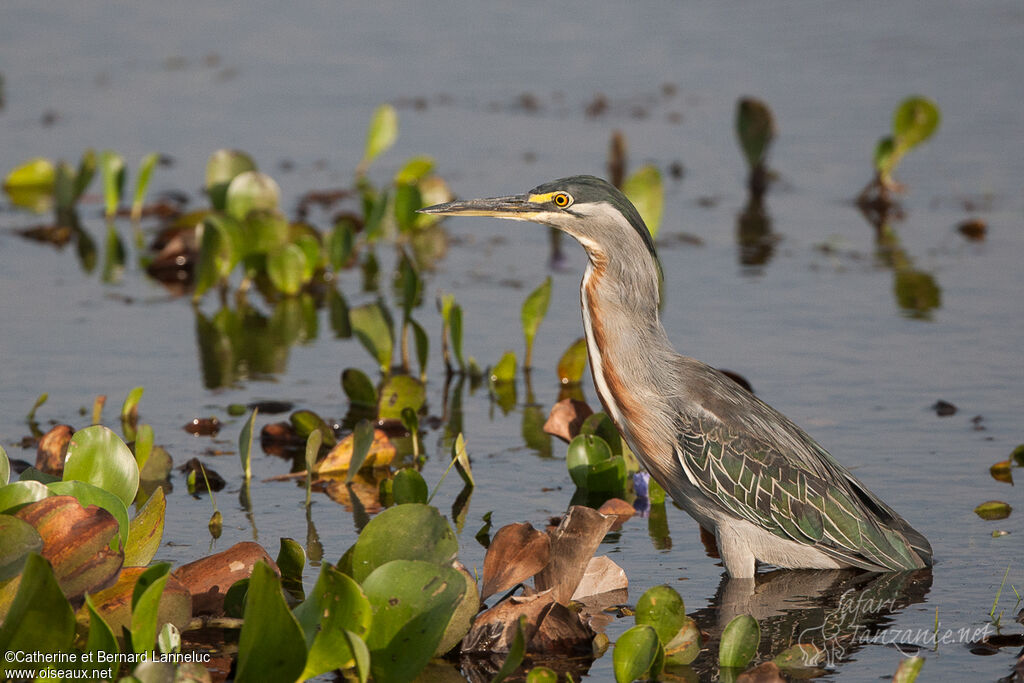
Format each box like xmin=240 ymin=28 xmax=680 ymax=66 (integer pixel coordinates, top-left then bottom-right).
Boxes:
xmin=2 ymin=1 xmax=1023 ymax=679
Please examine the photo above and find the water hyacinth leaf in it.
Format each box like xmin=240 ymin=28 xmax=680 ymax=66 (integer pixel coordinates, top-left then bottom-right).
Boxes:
xmin=566 ymin=434 xmax=613 ymax=488
xmin=521 ymin=276 xmax=552 ymax=368
xmin=359 ymin=104 xmax=399 ymax=173
xmin=394 ymin=156 xmax=434 ymax=185
xmin=580 ymin=412 xmax=622 ymax=455
xmin=719 ymin=614 xmax=760 ymax=668
xmin=622 ymin=165 xmax=663 ymax=240
xmin=304 ymin=429 xmax=321 ymax=506
xmin=411 ymin=318 xmax=429 ymax=380
xmin=394 ymin=183 xmax=422 ymax=233
xmin=27 ymin=394 xmax=48 ymax=422
xmin=72 ymin=149 xmax=97 ymax=202
xmin=449 ymin=302 xmax=465 ymax=369
xmin=327 ymin=218 xmax=356 ymax=272
xmin=773 ymin=643 xmax=824 ymax=673
xmin=0 ymin=553 xmax=75 ymax=661
xmin=435 ymin=565 xmax=479 ymax=656
xmin=55 ymin=161 xmax=76 ymax=214
xmin=974 ymin=500 xmax=1011 ymax=521
xmin=990 ymin=460 xmax=1013 ymax=484
xmin=121 ymin=385 xmax=144 ymax=426
xmin=393 ymin=468 xmax=428 ymax=505
xmin=235 ymin=561 xmax=307 ymax=683
xmin=290 ymin=409 xmax=336 ymax=448
xmin=294 ymin=564 xmax=372 ymax=679
xmin=241 ymin=209 xmax=289 ymax=258
xmin=239 ymin=407 xmax=257 ymax=481
xmin=491 ymin=350 xmax=517 ymax=383
xmin=100 ymin=149 xmax=125 ymax=219
xmin=133 ymin=424 xmax=153 ymax=471
xmin=131 ymin=152 xmax=160 ymax=222
xmin=874 ymin=136 xmax=896 ymax=176
xmin=362 ymin=559 xmax=465 ymax=683
xmin=349 ymin=504 xmax=458 ymax=583
xmin=451 ymin=433 xmax=474 ymax=488
xmin=557 ymin=337 xmax=588 ymax=385
xmin=395 ymin=249 xmax=421 ymax=319
xmin=377 ymin=374 xmax=426 ymax=421
xmin=313 ymin=423 xmax=391 ymax=479
xmin=0 ymin=515 xmax=43 ymax=582
xmin=663 ymin=615 xmax=701 ymax=665
xmin=342 ymin=368 xmax=377 ymax=407
xmin=225 ymin=170 xmax=281 ymax=222
xmin=62 ymin=425 xmax=139 ymax=509
xmin=101 ymin=224 xmax=126 ymax=284
xmin=736 ymin=98 xmax=776 ymax=169
xmin=613 ymin=624 xmax=662 ymax=683
xmin=892 ymin=655 xmax=925 ymax=683
xmin=46 ymin=480 xmax=130 ymax=551
xmin=0 ymin=444 xmax=10 ymax=486
xmin=205 ymin=149 xmax=257 ymax=210
xmin=267 ymin=243 xmax=308 ymax=296
xmin=193 ymin=218 xmax=231 ymax=300
xmin=491 ymin=615 xmax=528 ymax=683
xmin=84 ymin=593 xmax=119 ymax=662
xmin=4 ymin=157 xmax=56 ymax=209
xmin=277 ymin=537 xmax=306 ymax=600
xmin=526 ymin=667 xmax=558 ymax=683
xmin=124 ymin=486 xmax=164 ymax=567
xmin=481 ymin=522 xmax=550 ymax=601
xmin=0 ymin=480 xmax=50 ymax=514
xmin=350 ymin=302 xmax=394 ymax=372
xmin=635 ymin=584 xmax=686 ymax=646
xmin=157 ymin=622 xmax=180 ymax=656
xmin=130 ymin=562 xmax=171 ymax=654
xmin=893 ymin=96 xmax=940 ymax=149
xmin=294 ymin=233 xmax=323 ymax=280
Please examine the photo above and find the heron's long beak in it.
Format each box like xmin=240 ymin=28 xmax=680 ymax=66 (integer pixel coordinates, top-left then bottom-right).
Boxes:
xmin=417 ymin=195 xmax=547 ymax=220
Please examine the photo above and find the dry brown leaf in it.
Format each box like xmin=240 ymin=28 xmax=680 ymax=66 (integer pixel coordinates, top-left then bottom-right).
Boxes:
xmin=543 ymin=399 xmax=593 ymax=443
xmin=534 ymin=505 xmax=616 ymax=605
xmin=481 ymin=522 xmax=551 ymax=601
xmin=85 ymin=566 xmax=192 ymax=641
xmin=597 ymin=497 xmax=635 ymax=530
xmin=529 ymin=601 xmax=595 ymax=655
xmin=171 ymin=541 xmax=277 ymax=616
xmin=461 ymin=590 xmax=554 ymax=653
xmin=737 ymin=661 xmax=785 ymax=683
xmin=35 ymin=424 xmax=73 ymax=475
xmin=571 ymin=555 xmax=628 ymax=602
xmin=317 ymin=428 xmax=397 ymax=474
xmin=323 ymin=472 xmax=385 ymax=513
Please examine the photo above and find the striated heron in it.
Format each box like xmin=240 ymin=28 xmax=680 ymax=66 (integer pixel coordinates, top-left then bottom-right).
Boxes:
xmin=420 ymin=175 xmax=931 ymax=579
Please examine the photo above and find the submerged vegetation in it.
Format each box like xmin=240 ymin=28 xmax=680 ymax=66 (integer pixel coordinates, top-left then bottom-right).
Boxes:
xmin=1 ymin=93 xmax=1020 ymax=682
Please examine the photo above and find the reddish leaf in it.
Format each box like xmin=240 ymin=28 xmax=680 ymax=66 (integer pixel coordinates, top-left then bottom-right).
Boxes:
xmin=461 ymin=591 xmax=554 ymax=653
xmin=481 ymin=522 xmax=551 ymax=601
xmin=171 ymin=541 xmax=277 ymax=616
xmin=35 ymin=424 xmax=73 ymax=476
xmin=542 ymin=399 xmax=593 ymax=443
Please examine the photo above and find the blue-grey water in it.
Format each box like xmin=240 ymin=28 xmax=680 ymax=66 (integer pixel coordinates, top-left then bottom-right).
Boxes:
xmin=2 ymin=1 xmax=1023 ymax=680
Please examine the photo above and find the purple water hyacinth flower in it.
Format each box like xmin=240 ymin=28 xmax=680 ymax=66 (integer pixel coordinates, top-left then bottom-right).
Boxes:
xmin=633 ymin=471 xmax=651 ymax=517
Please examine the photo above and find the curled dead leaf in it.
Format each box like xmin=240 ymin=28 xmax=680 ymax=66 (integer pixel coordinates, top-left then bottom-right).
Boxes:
xmin=35 ymin=424 xmax=73 ymax=475
xmin=481 ymin=522 xmax=551 ymax=601
xmin=317 ymin=428 xmax=397 ymax=474
xmin=534 ymin=506 xmax=616 ymax=605
xmin=543 ymin=399 xmax=593 ymax=443
xmin=171 ymin=541 xmax=277 ymax=616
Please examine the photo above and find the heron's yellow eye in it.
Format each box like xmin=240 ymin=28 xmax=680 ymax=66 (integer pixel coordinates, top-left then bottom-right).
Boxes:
xmin=552 ymin=192 xmax=572 ymax=208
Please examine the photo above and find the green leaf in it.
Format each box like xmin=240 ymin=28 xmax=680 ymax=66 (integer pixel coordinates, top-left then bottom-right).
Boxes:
xmin=974 ymin=500 xmax=1012 ymax=521
xmin=131 ymin=152 xmax=160 ymax=222
xmin=290 ymin=409 xmax=335 ymax=447
xmin=235 ymin=562 xmax=307 ymax=683
xmin=121 ymin=386 xmax=144 ymax=427
xmin=411 ymin=318 xmax=429 ymax=380
xmin=492 ymin=615 xmax=528 ymax=683
xmin=394 ymin=184 xmax=422 ymax=233
xmin=225 ymin=171 xmax=281 ymax=222
xmin=47 ymin=480 xmax=130 ymax=551
xmin=451 ymin=433 xmax=474 ymax=488
xmin=294 ymin=564 xmax=372 ymax=679
xmin=133 ymin=423 xmax=153 ymax=471
xmin=193 ymin=217 xmax=232 ymax=300
xmin=157 ymin=622 xmax=180 ymax=655
xmin=345 ymin=420 xmax=376 ymax=484
xmin=267 ymin=243 xmax=307 ymax=295
xmin=84 ymin=593 xmax=119 ymax=661
xmin=736 ymin=98 xmax=776 ymax=169
xmin=100 ymin=149 xmax=125 ymax=219
xmin=393 ymin=468 xmax=428 ymax=505
xmin=892 ymin=96 xmax=940 ymax=149
xmin=773 ymin=643 xmax=824 ymax=672
xmin=719 ymin=614 xmax=760 ymax=668
xmin=491 ymin=350 xmax=517 ymax=383
xmin=635 ymin=584 xmax=686 ymax=646
xmin=521 ymin=276 xmax=552 ymax=368
xmin=3 ymin=157 xmax=56 ymax=212
xmin=54 ymin=161 xmax=76 ymax=214
xmin=557 ymin=337 xmax=588 ymax=385
xmin=239 ymin=408 xmax=258 ymax=481
xmin=0 ymin=480 xmax=50 ymax=514
xmin=526 ymin=666 xmax=559 ymax=683
xmin=205 ymin=149 xmax=257 ymax=210
xmin=395 ymin=249 xmax=422 ymax=320
xmin=124 ymin=486 xmax=165 ymax=567
xmin=0 ymin=515 xmax=44 ymax=582
xmin=349 ymin=504 xmax=458 ymax=583
xmin=241 ymin=209 xmax=289 ymax=256
xmin=27 ymin=394 xmax=48 ymax=422
xmin=62 ymin=425 xmax=139 ymax=508
xmin=0 ymin=444 xmax=10 ymax=486
xmin=892 ymin=655 xmax=925 ymax=683
xmin=131 ymin=562 xmax=171 ymax=654
xmin=613 ymin=624 xmax=662 ymax=683
xmin=394 ymin=156 xmax=434 ymax=185
xmin=304 ymin=430 xmax=321 ymax=507
xmin=0 ymin=553 xmax=75 ymax=668
xmin=362 ymin=559 xmax=465 ymax=683
xmin=350 ymin=302 xmax=394 ymax=372
xmin=566 ymin=434 xmax=613 ymax=488
xmin=277 ymin=537 xmax=306 ymax=601
xmin=377 ymin=374 xmax=426 ymax=421
xmin=326 ymin=218 xmax=356 ymax=271
xmin=663 ymin=615 xmax=701 ymax=665
xmin=342 ymin=368 xmax=377 ymax=408
xmin=622 ymin=165 xmax=663 ymax=239
xmin=580 ymin=412 xmax=622 ymax=455
xmin=873 ymin=136 xmax=897 ymax=176
xmin=294 ymin=233 xmax=322 ymax=280
xmin=359 ymin=104 xmax=399 ymax=172
xmin=449 ymin=303 xmax=465 ymax=369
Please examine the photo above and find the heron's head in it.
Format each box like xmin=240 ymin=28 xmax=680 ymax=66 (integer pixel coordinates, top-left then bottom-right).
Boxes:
xmin=419 ymin=175 xmax=658 ymax=268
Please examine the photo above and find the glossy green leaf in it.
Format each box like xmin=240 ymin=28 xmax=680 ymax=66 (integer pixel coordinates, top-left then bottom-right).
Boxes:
xmin=133 ymin=423 xmax=153 ymax=471
xmin=241 ymin=209 xmax=289 ymax=257
xmin=893 ymin=96 xmax=940 ymax=149
xmin=277 ymin=537 xmax=306 ymax=601
xmin=719 ymin=614 xmax=760 ymax=668
xmin=635 ymin=584 xmax=686 ymax=646
xmin=580 ymin=412 xmax=622 ymax=455
xmin=294 ymin=564 xmax=372 ymax=679
xmin=131 ymin=152 xmax=160 ymax=222
xmin=130 ymin=562 xmax=171 ymax=654
xmin=0 ymin=444 xmax=10 ymax=486
xmin=395 ymin=249 xmax=421 ymax=319
xmin=362 ymin=559 xmax=465 ymax=683
xmin=121 ymin=386 xmax=144 ymax=430
xmin=205 ymin=149 xmax=257 ymax=210
xmin=4 ymin=157 xmax=56 ymax=193
xmin=526 ymin=667 xmax=558 ymax=683
xmin=410 ymin=318 xmax=429 ymax=380
xmin=451 ymin=433 xmax=474 ymax=488
xmin=566 ymin=434 xmax=613 ymax=488
xmin=521 ymin=276 xmax=551 ymax=368
xmin=100 ymin=149 xmax=125 ymax=218
xmin=193 ymin=217 xmax=232 ymax=300
xmin=450 ymin=303 xmax=465 ymax=369
xmin=557 ymin=337 xmax=588 ymax=385
xmin=226 ymin=170 xmax=281 ymax=222
xmin=394 ymin=183 xmax=422 ymax=233
xmin=327 ymin=218 xmax=356 ymax=271
xmin=613 ymin=624 xmax=662 ymax=683
xmin=736 ymin=98 xmax=776 ymax=169
xmin=664 ymin=615 xmax=701 ymax=665
xmin=235 ymin=561 xmax=307 ymax=683
xmin=304 ymin=429 xmax=321 ymax=507
xmin=394 ymin=156 xmax=434 ymax=185
xmin=266 ymin=243 xmax=306 ymax=295
xmin=345 ymin=420 xmax=376 ymax=484
xmin=0 ymin=515 xmax=43 ymax=582
xmin=492 ymin=615 xmax=528 ymax=683
xmin=435 ymin=565 xmax=479 ymax=656
xmin=393 ymin=468 xmax=428 ymax=505
xmin=47 ymin=480 xmax=130 ymax=551
xmin=342 ymin=368 xmax=377 ymax=408
xmin=290 ymin=409 xmax=336 ymax=448
xmin=139 ymin=446 xmax=172 ymax=483
xmin=63 ymin=425 xmax=139 ymax=508
xmin=124 ymin=486 xmax=165 ymax=567
xmin=349 ymin=504 xmax=458 ymax=583
xmin=491 ymin=350 xmax=517 ymax=383
xmin=622 ymin=165 xmax=663 ymax=239
xmin=377 ymin=374 xmax=425 ymax=421
xmin=974 ymin=500 xmax=1011 ymax=521
xmin=350 ymin=302 xmax=394 ymax=372
xmin=239 ymin=407 xmax=257 ymax=481
xmin=360 ymin=104 xmax=399 ymax=172
xmin=72 ymin=149 xmax=97 ymax=202
xmin=84 ymin=593 xmax=119 ymax=662
xmin=892 ymin=655 xmax=925 ymax=683
xmin=0 ymin=480 xmax=51 ymax=514
xmin=0 ymin=553 xmax=75 ymax=667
